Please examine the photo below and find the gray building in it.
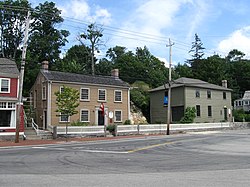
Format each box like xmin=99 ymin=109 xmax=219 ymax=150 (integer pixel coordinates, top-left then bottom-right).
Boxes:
xmin=234 ymin=91 xmax=250 ymax=112
xmin=149 ymin=77 xmax=232 ymax=123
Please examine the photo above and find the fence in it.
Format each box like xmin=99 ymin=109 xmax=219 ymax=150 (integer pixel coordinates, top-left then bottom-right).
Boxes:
xmin=47 ymin=122 xmax=248 ymax=137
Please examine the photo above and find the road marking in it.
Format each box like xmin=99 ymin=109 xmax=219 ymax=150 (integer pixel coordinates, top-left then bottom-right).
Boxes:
xmin=79 ymin=150 xmax=129 ymax=154
xmin=127 ymin=141 xmax=174 ymax=153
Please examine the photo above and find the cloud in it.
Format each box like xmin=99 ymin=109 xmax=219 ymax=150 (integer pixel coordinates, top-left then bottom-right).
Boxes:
xmin=217 ymin=26 xmax=250 ymax=58
xmin=59 ymin=0 xmax=111 ymax=24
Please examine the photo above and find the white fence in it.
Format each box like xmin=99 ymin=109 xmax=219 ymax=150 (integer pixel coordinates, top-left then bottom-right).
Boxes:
xmin=48 ymin=122 xmax=246 ymax=136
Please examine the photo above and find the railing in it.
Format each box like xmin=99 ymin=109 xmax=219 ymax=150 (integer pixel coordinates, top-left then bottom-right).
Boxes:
xmin=31 ymin=118 xmax=43 ymax=135
xmin=23 ymin=110 xmax=28 ymax=127
xmin=55 ymin=126 xmax=105 ymax=135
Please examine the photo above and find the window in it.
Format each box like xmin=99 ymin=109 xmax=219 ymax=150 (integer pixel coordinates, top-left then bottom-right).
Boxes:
xmin=42 ymin=86 xmax=46 ymax=100
xmin=208 ymin=106 xmax=212 ymax=117
xmin=80 ymin=109 xmax=89 ymax=122
xmin=98 ymin=89 xmax=106 ymax=101
xmin=223 ymin=92 xmax=226 ymax=99
xmin=60 ymin=113 xmax=69 ymax=122
xmin=114 ymin=110 xmax=122 ymax=122
xmin=244 ymin=101 xmax=249 ymax=105
xmin=80 ymin=88 xmax=90 ymax=101
xmin=0 ymin=78 xmax=10 ymax=93
xmin=60 ymin=86 xmax=64 ymax=93
xmin=207 ymin=90 xmax=211 ymax=99
xmin=195 ymin=90 xmax=200 ymax=98
xmin=114 ymin=90 xmax=122 ymax=102
xmin=196 ymin=105 xmax=201 ymax=117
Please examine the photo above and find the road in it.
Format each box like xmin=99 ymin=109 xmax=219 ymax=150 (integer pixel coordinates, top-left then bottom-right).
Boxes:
xmin=1 ymin=129 xmax=250 ymax=186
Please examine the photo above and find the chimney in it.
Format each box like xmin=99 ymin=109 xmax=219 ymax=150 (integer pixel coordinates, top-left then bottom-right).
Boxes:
xmin=42 ymin=61 xmax=49 ymax=71
xmin=222 ymin=80 xmax=227 ymax=88
xmin=111 ymin=69 xmax=119 ymax=79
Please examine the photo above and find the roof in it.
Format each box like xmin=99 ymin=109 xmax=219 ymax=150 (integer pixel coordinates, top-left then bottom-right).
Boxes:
xmin=41 ymin=70 xmax=130 ymax=88
xmin=149 ymin=77 xmax=232 ymax=92
xmin=0 ymin=58 xmax=19 ymax=75
xmin=243 ymin=91 xmax=250 ymax=99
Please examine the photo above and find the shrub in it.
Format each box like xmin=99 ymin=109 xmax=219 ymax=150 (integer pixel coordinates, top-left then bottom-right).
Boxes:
xmin=180 ymin=107 xmax=196 ymax=123
xmin=124 ymin=119 xmax=131 ymax=125
xmin=71 ymin=120 xmax=90 ymax=126
xmin=106 ymin=124 xmax=116 ymax=133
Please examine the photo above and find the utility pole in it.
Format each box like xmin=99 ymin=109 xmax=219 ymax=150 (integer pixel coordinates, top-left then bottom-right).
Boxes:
xmin=15 ymin=11 xmax=30 ymax=143
xmin=166 ymin=38 xmax=174 ymax=135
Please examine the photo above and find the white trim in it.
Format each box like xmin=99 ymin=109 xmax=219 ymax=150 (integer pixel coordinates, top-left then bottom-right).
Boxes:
xmin=80 ymin=88 xmax=90 ymax=101
xmin=0 ymin=132 xmax=24 ymax=136
xmin=98 ymin=89 xmax=106 ymax=102
xmin=128 ymin=88 xmax=130 ymax=120
xmin=59 ymin=113 xmax=70 ymax=122
xmin=114 ymin=90 xmax=122 ymax=102
xmin=114 ymin=110 xmax=122 ymax=122
xmin=0 ymin=78 xmax=10 ymax=93
xmin=42 ymin=86 xmax=46 ymax=100
xmin=47 ymin=81 xmax=52 ymax=128
xmin=80 ymin=109 xmax=90 ymax=122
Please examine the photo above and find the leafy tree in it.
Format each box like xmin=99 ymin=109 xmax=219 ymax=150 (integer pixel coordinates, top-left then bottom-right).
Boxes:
xmin=79 ymin=23 xmax=104 ymax=75
xmin=95 ymin=58 xmax=114 ymax=75
xmin=55 ymin=86 xmax=79 ymax=140
xmin=188 ymin=33 xmax=205 ymax=77
xmin=174 ymin=63 xmax=193 ymax=78
xmin=226 ymin=49 xmax=245 ymax=62
xmin=0 ymin=0 xmax=31 ymax=59
xmin=52 ymin=44 xmax=92 ymax=74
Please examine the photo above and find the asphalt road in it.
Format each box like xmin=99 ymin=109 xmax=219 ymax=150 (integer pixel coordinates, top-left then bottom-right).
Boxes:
xmin=1 ymin=129 xmax=250 ymax=186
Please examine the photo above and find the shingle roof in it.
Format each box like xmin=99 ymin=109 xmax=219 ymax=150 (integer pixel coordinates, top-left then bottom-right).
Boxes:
xmin=0 ymin=58 xmax=19 ymax=75
xmin=149 ymin=77 xmax=232 ymax=92
xmin=41 ymin=70 xmax=130 ymax=88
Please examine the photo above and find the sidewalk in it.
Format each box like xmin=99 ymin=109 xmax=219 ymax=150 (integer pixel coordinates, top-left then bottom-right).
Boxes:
xmin=0 ymin=134 xmax=151 ymax=147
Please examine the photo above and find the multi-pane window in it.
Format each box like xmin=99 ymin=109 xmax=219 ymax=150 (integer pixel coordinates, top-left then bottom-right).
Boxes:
xmin=98 ymin=89 xmax=106 ymax=101
xmin=42 ymin=86 xmax=46 ymax=100
xmin=196 ymin=105 xmax=201 ymax=117
xmin=114 ymin=90 xmax=122 ymax=102
xmin=195 ymin=90 xmax=200 ymax=98
xmin=114 ymin=110 xmax=122 ymax=122
xmin=207 ymin=90 xmax=211 ymax=99
xmin=208 ymin=106 xmax=212 ymax=117
xmin=0 ymin=78 xmax=10 ymax=93
xmin=80 ymin=110 xmax=89 ymax=122
xmin=223 ymin=92 xmax=226 ymax=99
xmin=60 ymin=86 xmax=64 ymax=93
xmin=60 ymin=113 xmax=69 ymax=122
xmin=80 ymin=88 xmax=89 ymax=101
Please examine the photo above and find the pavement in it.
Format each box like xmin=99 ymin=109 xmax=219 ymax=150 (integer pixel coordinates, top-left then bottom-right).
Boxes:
xmin=0 ymin=134 xmax=151 ymax=147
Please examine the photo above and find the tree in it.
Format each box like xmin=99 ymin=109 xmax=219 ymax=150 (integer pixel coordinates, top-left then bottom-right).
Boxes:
xmin=55 ymin=86 xmax=79 ymax=140
xmin=180 ymin=107 xmax=196 ymax=123
xmin=79 ymin=23 xmax=104 ymax=75
xmin=174 ymin=63 xmax=193 ymax=78
xmin=188 ymin=33 xmax=205 ymax=77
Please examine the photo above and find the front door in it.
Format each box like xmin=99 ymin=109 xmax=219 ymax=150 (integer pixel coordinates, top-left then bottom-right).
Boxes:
xmin=224 ymin=108 xmax=228 ymax=121
xmin=98 ymin=111 xmax=104 ymax=126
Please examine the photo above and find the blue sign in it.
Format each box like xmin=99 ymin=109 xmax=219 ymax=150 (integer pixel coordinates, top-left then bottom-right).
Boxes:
xmin=164 ymin=96 xmax=168 ymax=105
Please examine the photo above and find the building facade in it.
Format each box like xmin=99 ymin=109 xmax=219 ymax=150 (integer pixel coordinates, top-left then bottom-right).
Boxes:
xmin=150 ymin=77 xmax=232 ymax=123
xmin=0 ymin=58 xmax=24 ymax=136
xmin=31 ymin=61 xmax=130 ymax=129
xmin=234 ymin=91 xmax=250 ymax=112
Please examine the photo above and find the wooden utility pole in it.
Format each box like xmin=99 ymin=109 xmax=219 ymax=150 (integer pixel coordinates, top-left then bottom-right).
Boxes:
xmin=15 ymin=11 xmax=30 ymax=143
xmin=166 ymin=38 xmax=174 ymax=135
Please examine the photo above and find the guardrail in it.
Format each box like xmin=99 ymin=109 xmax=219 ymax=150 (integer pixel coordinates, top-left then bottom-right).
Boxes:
xmin=47 ymin=122 xmax=241 ymax=137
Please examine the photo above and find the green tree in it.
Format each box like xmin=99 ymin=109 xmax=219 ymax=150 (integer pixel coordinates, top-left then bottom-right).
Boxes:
xmin=180 ymin=107 xmax=196 ymax=123
xmin=188 ymin=33 xmax=205 ymax=77
xmin=55 ymin=86 xmax=79 ymax=140
xmin=79 ymin=23 xmax=104 ymax=75
xmin=174 ymin=63 xmax=193 ymax=78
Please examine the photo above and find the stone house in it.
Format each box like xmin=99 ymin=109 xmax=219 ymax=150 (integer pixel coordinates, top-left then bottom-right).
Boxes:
xmin=30 ymin=61 xmax=130 ymax=129
xmin=149 ymin=77 xmax=232 ymax=123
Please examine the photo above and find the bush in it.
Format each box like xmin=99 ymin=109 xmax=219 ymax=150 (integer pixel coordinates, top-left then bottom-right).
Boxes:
xmin=124 ymin=119 xmax=131 ymax=125
xmin=106 ymin=124 xmax=116 ymax=133
xmin=233 ymin=109 xmax=250 ymax=122
xmin=180 ymin=107 xmax=196 ymax=123
xmin=71 ymin=120 xmax=91 ymax=126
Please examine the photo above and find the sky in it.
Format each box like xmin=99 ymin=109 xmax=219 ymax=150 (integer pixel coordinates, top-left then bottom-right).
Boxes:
xmin=29 ymin=0 xmax=250 ymax=66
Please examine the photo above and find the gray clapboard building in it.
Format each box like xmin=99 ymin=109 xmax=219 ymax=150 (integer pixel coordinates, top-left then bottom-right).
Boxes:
xmin=149 ymin=77 xmax=232 ymax=123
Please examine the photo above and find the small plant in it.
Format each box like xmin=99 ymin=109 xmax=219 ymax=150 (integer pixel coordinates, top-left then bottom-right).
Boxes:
xmin=71 ymin=120 xmax=90 ymax=126
xmin=124 ymin=119 xmax=131 ymax=125
xmin=180 ymin=107 xmax=196 ymax=123
xmin=106 ymin=124 xmax=116 ymax=135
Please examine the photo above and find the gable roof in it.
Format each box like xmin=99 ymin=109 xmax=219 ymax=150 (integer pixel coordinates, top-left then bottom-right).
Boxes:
xmin=0 ymin=58 xmax=19 ymax=76
xmin=149 ymin=77 xmax=232 ymax=92
xmin=41 ymin=70 xmax=130 ymax=88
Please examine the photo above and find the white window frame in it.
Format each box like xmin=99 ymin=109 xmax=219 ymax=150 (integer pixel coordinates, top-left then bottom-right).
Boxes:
xmin=60 ymin=86 xmax=65 ymax=93
xmin=42 ymin=86 xmax=46 ymax=100
xmin=114 ymin=110 xmax=122 ymax=122
xmin=0 ymin=78 xmax=10 ymax=93
xmin=80 ymin=88 xmax=90 ymax=101
xmin=59 ymin=112 xmax=70 ymax=122
xmin=114 ymin=90 xmax=122 ymax=102
xmin=98 ymin=89 xmax=106 ymax=102
xmin=80 ymin=109 xmax=90 ymax=122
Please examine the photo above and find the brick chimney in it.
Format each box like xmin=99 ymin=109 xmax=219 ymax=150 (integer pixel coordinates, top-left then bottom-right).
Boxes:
xmin=111 ymin=69 xmax=119 ymax=79
xmin=222 ymin=80 xmax=227 ymax=88
xmin=42 ymin=61 xmax=49 ymax=71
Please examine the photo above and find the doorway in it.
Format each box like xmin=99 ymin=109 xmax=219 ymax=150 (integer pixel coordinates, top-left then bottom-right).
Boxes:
xmin=224 ymin=108 xmax=228 ymax=121
xmin=98 ymin=111 xmax=104 ymax=126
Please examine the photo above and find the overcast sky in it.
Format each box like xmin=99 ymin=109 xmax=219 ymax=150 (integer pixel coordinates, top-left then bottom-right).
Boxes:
xmin=30 ymin=0 xmax=250 ymax=66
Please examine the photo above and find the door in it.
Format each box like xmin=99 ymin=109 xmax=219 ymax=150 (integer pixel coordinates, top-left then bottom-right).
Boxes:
xmin=98 ymin=111 xmax=104 ymax=126
xmin=224 ymin=108 xmax=228 ymax=121
xmin=44 ymin=111 xmax=47 ymax=129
